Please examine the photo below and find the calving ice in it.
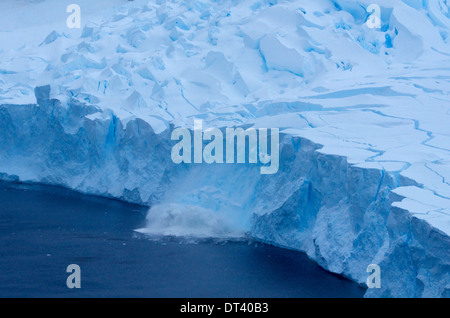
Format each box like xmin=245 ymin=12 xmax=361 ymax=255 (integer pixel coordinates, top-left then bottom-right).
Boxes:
xmin=171 ymin=120 xmax=279 ymax=174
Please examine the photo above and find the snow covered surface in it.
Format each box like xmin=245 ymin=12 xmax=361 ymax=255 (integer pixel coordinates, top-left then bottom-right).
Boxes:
xmin=0 ymin=0 xmax=449 ymax=297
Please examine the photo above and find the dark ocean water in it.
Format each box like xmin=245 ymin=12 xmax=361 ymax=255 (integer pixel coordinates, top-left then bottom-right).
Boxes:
xmin=0 ymin=182 xmax=365 ymax=298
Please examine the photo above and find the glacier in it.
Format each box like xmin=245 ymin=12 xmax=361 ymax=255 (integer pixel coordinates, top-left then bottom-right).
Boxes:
xmin=0 ymin=0 xmax=449 ymax=297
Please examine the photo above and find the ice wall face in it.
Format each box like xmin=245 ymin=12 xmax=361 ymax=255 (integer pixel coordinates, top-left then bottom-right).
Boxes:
xmin=250 ymin=137 xmax=450 ymax=298
xmin=0 ymin=87 xmax=449 ymax=297
xmin=0 ymin=85 xmax=178 ymax=205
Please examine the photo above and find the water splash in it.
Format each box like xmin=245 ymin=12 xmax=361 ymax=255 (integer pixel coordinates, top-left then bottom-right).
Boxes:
xmin=135 ymin=203 xmax=248 ymax=239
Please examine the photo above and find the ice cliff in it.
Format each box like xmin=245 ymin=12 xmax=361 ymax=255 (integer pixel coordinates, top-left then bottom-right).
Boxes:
xmin=0 ymin=0 xmax=449 ymax=297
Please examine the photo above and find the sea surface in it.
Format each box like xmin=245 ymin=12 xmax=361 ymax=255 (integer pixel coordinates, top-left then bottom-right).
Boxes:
xmin=0 ymin=182 xmax=365 ymax=298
